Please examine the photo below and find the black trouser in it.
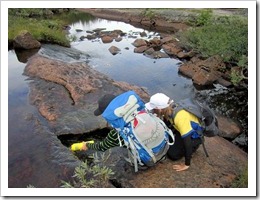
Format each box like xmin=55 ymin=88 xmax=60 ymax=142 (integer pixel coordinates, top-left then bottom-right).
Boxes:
xmin=167 ymin=130 xmax=201 ymax=161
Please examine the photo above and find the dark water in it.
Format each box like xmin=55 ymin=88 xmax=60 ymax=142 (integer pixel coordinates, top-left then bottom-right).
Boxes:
xmin=7 ymin=15 xmax=247 ymax=188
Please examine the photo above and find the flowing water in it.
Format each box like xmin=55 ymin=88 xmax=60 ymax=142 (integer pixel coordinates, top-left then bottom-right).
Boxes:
xmin=7 ymin=14 xmax=248 ymax=188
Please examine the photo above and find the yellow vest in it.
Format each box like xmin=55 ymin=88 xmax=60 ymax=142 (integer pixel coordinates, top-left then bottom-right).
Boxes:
xmin=169 ymin=109 xmax=200 ymax=137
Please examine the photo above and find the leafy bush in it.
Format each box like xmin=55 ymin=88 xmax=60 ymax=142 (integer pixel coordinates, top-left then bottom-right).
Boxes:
xmin=178 ymin=15 xmax=248 ymax=86
xmin=230 ymin=69 xmax=244 ymax=86
xmin=180 ymin=15 xmax=248 ymax=62
xmin=191 ymin=9 xmax=213 ymax=26
xmin=61 ymin=151 xmax=114 ymax=188
xmin=230 ymin=54 xmax=248 ymax=86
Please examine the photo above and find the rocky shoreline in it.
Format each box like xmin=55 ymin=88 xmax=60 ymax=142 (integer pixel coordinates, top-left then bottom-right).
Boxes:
xmin=12 ymin=8 xmax=248 ymax=90
xmin=76 ymin=8 xmax=246 ymax=89
xmin=9 ymin=9 xmax=248 ymax=188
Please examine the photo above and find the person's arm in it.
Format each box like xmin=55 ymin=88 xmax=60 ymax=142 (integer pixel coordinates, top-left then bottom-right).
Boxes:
xmin=172 ymin=133 xmax=193 ymax=172
xmin=172 ymin=110 xmax=200 ymax=171
xmin=83 ymin=129 xmax=122 ymax=152
xmin=183 ymin=134 xmax=193 ymax=166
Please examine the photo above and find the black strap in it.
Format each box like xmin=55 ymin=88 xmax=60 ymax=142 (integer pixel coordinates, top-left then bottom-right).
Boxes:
xmin=197 ymin=129 xmax=209 ymax=157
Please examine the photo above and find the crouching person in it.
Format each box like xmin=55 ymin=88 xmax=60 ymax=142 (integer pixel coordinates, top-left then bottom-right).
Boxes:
xmin=145 ymin=93 xmax=203 ymax=172
xmin=71 ymin=90 xmax=175 ymax=172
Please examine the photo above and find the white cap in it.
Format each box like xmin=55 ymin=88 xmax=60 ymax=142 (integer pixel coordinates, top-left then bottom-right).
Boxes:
xmin=145 ymin=93 xmax=174 ymax=110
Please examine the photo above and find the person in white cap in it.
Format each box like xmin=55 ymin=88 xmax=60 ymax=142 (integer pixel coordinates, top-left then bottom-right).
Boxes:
xmin=145 ymin=93 xmax=174 ymax=111
xmin=145 ymin=93 xmax=202 ymax=172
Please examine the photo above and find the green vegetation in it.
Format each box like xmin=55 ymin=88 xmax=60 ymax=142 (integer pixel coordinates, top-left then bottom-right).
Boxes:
xmin=54 ymin=10 xmax=96 ymax=25
xmin=8 ymin=9 xmax=95 ymax=47
xmin=8 ymin=9 xmax=70 ymax=47
xmin=27 ymin=151 xmax=115 ymax=188
xmin=191 ymin=9 xmax=213 ymax=26
xmin=61 ymin=151 xmax=114 ymax=188
xmin=231 ymin=168 xmax=248 ymax=188
xmin=9 ymin=15 xmax=70 ymax=47
xmin=178 ymin=12 xmax=248 ymax=86
xmin=142 ymin=8 xmax=156 ymax=19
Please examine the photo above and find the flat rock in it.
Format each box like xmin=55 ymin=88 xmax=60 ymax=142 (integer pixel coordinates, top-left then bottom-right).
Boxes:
xmin=23 ymin=54 xmax=149 ymax=135
xmin=106 ymin=136 xmax=248 ymax=188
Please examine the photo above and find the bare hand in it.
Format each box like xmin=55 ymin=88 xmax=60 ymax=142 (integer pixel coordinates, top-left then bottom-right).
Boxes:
xmin=172 ymin=164 xmax=189 ymax=172
xmin=81 ymin=142 xmax=88 ymax=151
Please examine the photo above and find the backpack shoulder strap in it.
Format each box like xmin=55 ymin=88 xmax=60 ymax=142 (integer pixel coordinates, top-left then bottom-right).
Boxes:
xmin=171 ymin=98 xmax=204 ymax=121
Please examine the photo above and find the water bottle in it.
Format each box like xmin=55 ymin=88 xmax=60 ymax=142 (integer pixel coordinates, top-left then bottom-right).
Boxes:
xmin=70 ymin=141 xmax=94 ymax=151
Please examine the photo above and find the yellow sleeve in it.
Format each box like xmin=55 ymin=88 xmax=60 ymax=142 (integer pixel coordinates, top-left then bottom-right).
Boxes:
xmin=173 ymin=109 xmax=200 ymax=137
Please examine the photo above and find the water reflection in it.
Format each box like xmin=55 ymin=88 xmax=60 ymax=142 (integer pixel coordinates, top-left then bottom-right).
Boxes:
xmin=14 ymin=48 xmax=40 ymax=63
xmin=8 ymin=51 xmax=27 ymax=92
xmin=69 ymin=18 xmax=146 ymax=35
xmin=68 ymin=18 xmax=193 ymax=101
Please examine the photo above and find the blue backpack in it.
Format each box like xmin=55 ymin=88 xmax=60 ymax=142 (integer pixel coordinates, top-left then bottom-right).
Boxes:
xmin=102 ymin=90 xmax=175 ymax=172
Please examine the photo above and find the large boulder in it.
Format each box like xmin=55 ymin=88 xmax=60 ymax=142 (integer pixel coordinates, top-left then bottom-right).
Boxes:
xmin=13 ymin=30 xmax=41 ymax=50
xmin=179 ymin=55 xmax=230 ymax=87
xmin=23 ymin=54 xmax=149 ymax=135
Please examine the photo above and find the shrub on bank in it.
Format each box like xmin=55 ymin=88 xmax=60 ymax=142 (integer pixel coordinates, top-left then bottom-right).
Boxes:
xmin=61 ymin=151 xmax=114 ymax=188
xmin=179 ymin=14 xmax=248 ymax=86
